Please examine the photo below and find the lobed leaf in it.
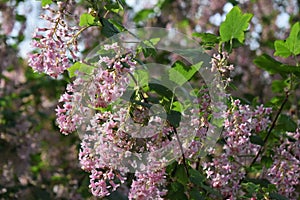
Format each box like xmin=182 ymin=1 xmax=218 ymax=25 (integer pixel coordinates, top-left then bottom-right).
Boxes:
xmin=274 ymin=22 xmax=300 ymax=57
xmin=220 ymin=6 xmax=253 ymax=43
xmin=274 ymin=40 xmax=291 ymax=58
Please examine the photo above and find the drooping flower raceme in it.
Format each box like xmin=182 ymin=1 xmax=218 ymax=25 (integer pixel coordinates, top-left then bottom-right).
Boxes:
xmin=28 ymin=2 xmax=79 ymax=78
xmin=202 ymin=99 xmax=272 ymax=197
xmin=128 ymin=169 xmax=167 ymax=200
xmin=55 ymin=42 xmax=175 ymax=198
xmin=266 ymin=129 xmax=300 ymax=200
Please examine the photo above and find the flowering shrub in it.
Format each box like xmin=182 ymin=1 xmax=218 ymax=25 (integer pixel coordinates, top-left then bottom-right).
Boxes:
xmin=27 ymin=1 xmax=300 ymax=199
xmin=1 ymin=0 xmax=300 ymax=199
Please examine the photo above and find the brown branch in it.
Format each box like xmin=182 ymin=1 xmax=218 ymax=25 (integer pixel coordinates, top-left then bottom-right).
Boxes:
xmin=250 ymin=90 xmax=289 ymax=167
xmin=173 ymin=126 xmax=190 ymax=177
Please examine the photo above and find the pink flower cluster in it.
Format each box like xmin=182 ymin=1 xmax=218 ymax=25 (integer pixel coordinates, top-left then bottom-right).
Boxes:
xmin=184 ymin=87 xmax=212 ymax=159
xmin=67 ymin=44 xmax=137 ymax=196
xmin=266 ymin=129 xmax=300 ymax=199
xmin=211 ymin=52 xmax=234 ymax=83
xmin=78 ymin=108 xmax=130 ymax=197
xmin=55 ymin=43 xmax=135 ymax=135
xmin=55 ymin=44 xmax=300 ymax=199
xmin=56 ymin=43 xmax=170 ymax=198
xmin=202 ymin=99 xmax=272 ymax=197
xmin=28 ymin=2 xmax=79 ymax=78
xmin=128 ymin=169 xmax=167 ymax=200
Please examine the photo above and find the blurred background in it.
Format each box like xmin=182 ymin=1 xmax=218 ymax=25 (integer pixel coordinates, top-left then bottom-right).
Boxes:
xmin=0 ymin=0 xmax=299 ymax=199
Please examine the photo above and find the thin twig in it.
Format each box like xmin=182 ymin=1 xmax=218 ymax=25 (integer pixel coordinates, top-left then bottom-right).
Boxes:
xmin=250 ymin=90 xmax=289 ymax=166
xmin=173 ymin=127 xmax=190 ymax=177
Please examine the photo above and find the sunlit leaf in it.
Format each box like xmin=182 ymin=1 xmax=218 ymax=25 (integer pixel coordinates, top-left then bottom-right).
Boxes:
xmin=67 ymin=62 xmax=95 ymax=78
xmin=274 ymin=22 xmax=300 ymax=57
xmin=41 ymin=0 xmax=52 ymax=7
xmin=220 ymin=6 xmax=253 ymax=43
xmin=274 ymin=40 xmax=291 ymax=58
xmin=79 ymin=13 xmax=95 ymax=26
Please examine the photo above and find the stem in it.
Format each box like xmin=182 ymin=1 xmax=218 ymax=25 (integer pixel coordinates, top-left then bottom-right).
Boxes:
xmin=173 ymin=127 xmax=189 ymax=177
xmin=67 ymin=26 xmax=91 ymax=45
xmin=169 ymin=87 xmax=177 ymax=111
xmin=103 ymin=10 xmax=109 ymax=18
xmin=293 ymin=55 xmax=299 ymax=66
xmin=196 ymin=157 xmax=200 ymax=170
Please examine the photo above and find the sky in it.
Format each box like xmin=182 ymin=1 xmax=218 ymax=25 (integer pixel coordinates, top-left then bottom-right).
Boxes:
xmin=4 ymin=1 xmax=292 ymax=58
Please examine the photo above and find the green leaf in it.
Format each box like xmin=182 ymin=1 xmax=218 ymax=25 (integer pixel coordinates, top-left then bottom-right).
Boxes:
xmin=192 ymin=32 xmax=219 ymax=43
xmin=169 ymin=61 xmax=203 ymax=86
xmin=244 ymin=178 xmax=271 ymax=188
xmin=274 ymin=40 xmax=291 ymax=57
xmin=276 ymin=114 xmax=297 ymax=132
xmin=133 ymin=9 xmax=155 ymax=22
xmin=241 ymin=182 xmax=260 ymax=194
xmin=149 ymin=38 xmax=161 ymax=45
xmin=166 ymin=182 xmax=188 ymax=200
xmin=269 ymin=193 xmax=289 ymax=200
xmin=117 ymin=0 xmax=126 ymax=9
xmin=271 ymin=80 xmax=288 ymax=93
xmin=100 ymin=18 xmax=120 ymax=38
xmin=104 ymin=4 xmax=120 ymax=13
xmin=41 ymin=0 xmax=52 ymax=6
xmin=133 ymin=69 xmax=149 ymax=87
xmin=142 ymin=47 xmax=156 ymax=57
xmin=192 ymin=32 xmax=219 ymax=49
xmin=79 ymin=13 xmax=95 ymax=26
xmin=274 ymin=22 xmax=300 ymax=57
xmin=67 ymin=62 xmax=95 ymax=78
xmin=175 ymin=164 xmax=189 ymax=185
xmin=171 ymin=101 xmax=183 ymax=112
xmin=140 ymin=38 xmax=160 ymax=57
xmin=189 ymin=168 xmax=205 ymax=186
xmin=189 ymin=189 xmax=205 ymax=200
xmin=254 ymin=54 xmax=300 ymax=76
xmin=250 ymin=135 xmax=264 ymax=146
xmin=261 ymin=156 xmax=273 ymax=168
xmin=220 ymin=6 xmax=253 ymax=43
xmin=166 ymin=161 xmax=178 ymax=174
xmin=148 ymin=83 xmax=173 ymax=99
xmin=167 ymin=110 xmax=181 ymax=128
xmin=268 ymin=96 xmax=285 ymax=107
xmin=200 ymin=184 xmax=222 ymax=196
xmin=109 ymin=19 xmax=126 ymax=32
xmin=224 ymin=38 xmax=243 ymax=53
